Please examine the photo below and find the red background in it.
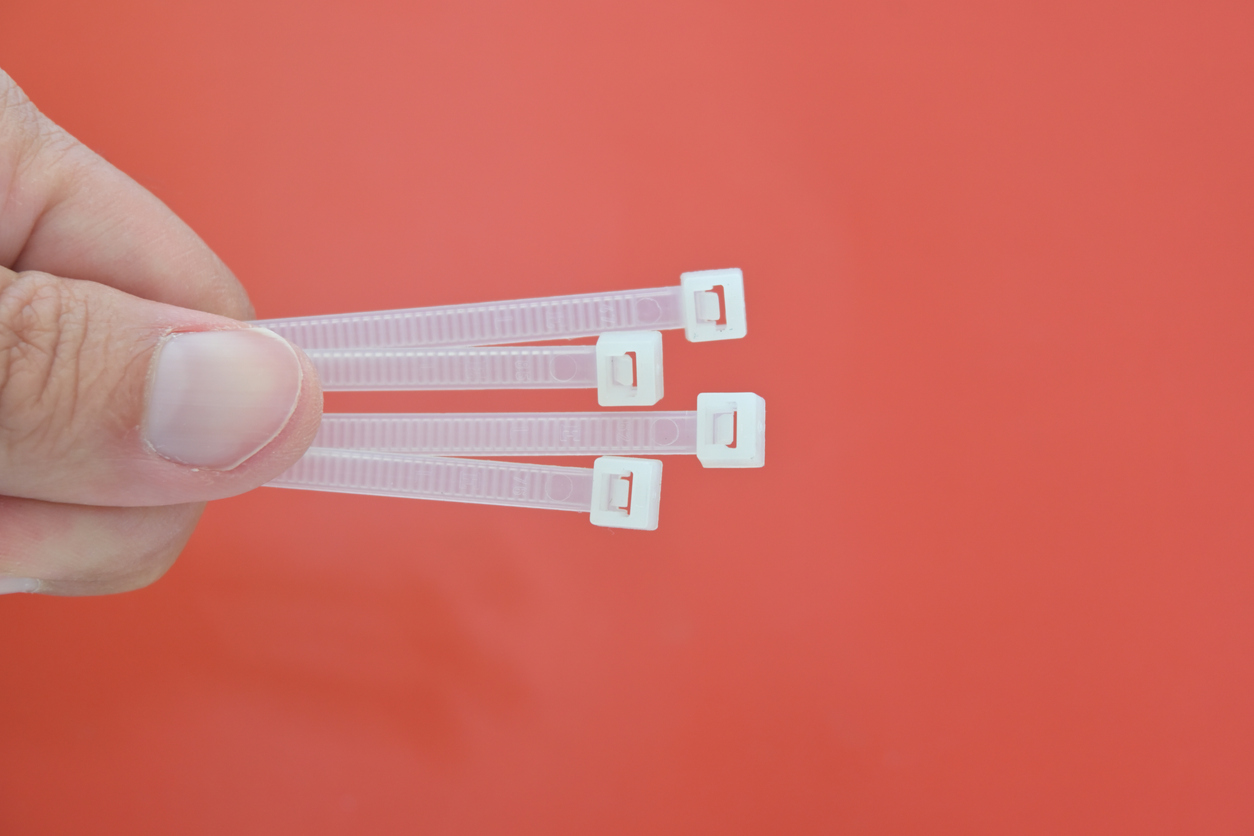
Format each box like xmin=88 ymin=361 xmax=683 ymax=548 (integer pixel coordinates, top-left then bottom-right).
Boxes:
xmin=2 ymin=1 xmax=1253 ymax=833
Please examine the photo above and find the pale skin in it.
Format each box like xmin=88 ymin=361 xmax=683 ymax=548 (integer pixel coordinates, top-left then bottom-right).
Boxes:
xmin=0 ymin=70 xmax=323 ymax=595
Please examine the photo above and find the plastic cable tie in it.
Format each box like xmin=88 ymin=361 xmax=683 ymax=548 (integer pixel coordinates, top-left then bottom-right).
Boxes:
xmin=306 ymin=331 xmax=664 ymax=406
xmin=254 ymin=268 xmax=746 ymax=349
xmin=311 ymin=392 xmax=766 ymax=468
xmin=267 ymin=451 xmax=662 ymax=530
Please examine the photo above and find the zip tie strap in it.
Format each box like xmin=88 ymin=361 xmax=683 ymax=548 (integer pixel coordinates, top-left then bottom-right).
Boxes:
xmin=255 ymin=268 xmax=745 ymax=349
xmin=307 ymin=331 xmax=664 ymax=406
xmin=268 ymin=451 xmax=663 ymax=529
xmin=310 ymin=392 xmax=765 ymax=467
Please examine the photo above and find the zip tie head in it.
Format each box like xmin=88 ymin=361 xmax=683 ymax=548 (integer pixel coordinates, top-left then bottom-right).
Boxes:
xmin=595 ymin=330 xmax=664 ymax=406
xmin=680 ymin=268 xmax=747 ymax=342
xmin=695 ymin=392 xmax=766 ymax=468
xmin=589 ymin=456 xmax=663 ymax=530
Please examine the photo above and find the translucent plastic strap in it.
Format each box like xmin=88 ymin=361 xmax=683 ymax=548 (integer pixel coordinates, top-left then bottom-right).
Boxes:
xmin=305 ymin=344 xmax=597 ymax=391
xmin=313 ymin=410 xmax=698 ymax=456
xmin=267 ymin=450 xmax=666 ymax=529
xmin=309 ymin=392 xmax=767 ymax=469
xmin=268 ymin=448 xmax=593 ymax=512
xmin=257 ymin=286 xmax=684 ymax=350
xmin=253 ymin=267 xmax=747 ymax=349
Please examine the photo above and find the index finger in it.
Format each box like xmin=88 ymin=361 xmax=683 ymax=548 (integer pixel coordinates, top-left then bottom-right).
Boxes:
xmin=0 ymin=68 xmax=253 ymax=319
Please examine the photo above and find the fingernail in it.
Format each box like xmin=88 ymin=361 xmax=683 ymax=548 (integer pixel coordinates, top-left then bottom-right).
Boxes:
xmin=144 ymin=328 xmax=303 ymax=470
xmin=0 ymin=577 xmax=41 ymax=595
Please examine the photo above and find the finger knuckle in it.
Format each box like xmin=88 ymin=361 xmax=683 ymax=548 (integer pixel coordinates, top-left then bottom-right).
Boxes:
xmin=0 ymin=70 xmax=34 ymax=122
xmin=0 ymin=72 xmax=45 ymax=150
xmin=0 ymin=272 xmax=91 ymax=456
xmin=0 ymin=72 xmax=83 ymax=178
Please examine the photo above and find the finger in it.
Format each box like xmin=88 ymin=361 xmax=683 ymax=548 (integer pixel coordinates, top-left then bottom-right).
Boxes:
xmin=0 ymin=496 xmax=203 ymax=597
xmin=0 ymin=265 xmax=322 ymax=506
xmin=0 ymin=69 xmax=252 ymax=319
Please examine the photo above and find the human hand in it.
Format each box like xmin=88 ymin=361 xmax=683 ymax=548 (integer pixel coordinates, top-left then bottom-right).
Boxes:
xmin=0 ymin=70 xmax=323 ymax=595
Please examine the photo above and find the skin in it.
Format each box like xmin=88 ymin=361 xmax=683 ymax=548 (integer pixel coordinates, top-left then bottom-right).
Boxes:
xmin=0 ymin=70 xmax=323 ymax=595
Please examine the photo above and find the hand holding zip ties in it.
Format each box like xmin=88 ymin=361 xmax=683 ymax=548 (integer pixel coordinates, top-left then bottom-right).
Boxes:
xmin=0 ymin=69 xmax=764 ymax=598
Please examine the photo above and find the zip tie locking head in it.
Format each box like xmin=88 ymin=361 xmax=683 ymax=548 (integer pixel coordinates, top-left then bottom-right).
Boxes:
xmin=680 ymin=268 xmax=747 ymax=342
xmin=595 ymin=330 xmax=664 ymax=406
xmin=589 ymin=456 xmax=663 ymax=530
xmin=695 ymin=392 xmax=766 ymax=468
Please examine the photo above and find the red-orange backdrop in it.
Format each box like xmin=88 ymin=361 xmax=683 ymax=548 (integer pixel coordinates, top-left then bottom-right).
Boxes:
xmin=2 ymin=1 xmax=1252 ymax=833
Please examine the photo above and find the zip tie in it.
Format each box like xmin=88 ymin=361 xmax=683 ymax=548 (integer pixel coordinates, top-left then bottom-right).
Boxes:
xmin=307 ymin=330 xmax=664 ymax=406
xmin=312 ymin=392 xmax=766 ymax=468
xmin=255 ymin=268 xmax=745 ymax=349
xmin=268 ymin=450 xmax=663 ymax=530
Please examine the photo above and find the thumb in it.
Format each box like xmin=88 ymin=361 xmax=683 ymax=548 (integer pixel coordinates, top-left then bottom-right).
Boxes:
xmin=0 ymin=266 xmax=322 ymax=506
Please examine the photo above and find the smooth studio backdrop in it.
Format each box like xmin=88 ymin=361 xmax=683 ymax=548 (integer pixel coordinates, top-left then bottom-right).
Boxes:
xmin=1 ymin=1 xmax=1252 ymax=833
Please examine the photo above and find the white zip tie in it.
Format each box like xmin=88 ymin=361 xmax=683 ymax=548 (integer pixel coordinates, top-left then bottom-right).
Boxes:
xmin=254 ymin=268 xmax=745 ymax=349
xmin=268 ymin=451 xmax=663 ymax=530
xmin=311 ymin=392 xmax=766 ymax=467
xmin=307 ymin=330 xmax=664 ymax=406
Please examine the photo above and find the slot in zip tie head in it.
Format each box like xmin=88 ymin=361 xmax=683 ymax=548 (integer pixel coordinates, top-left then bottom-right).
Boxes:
xmin=696 ymin=392 xmax=766 ymax=468
xmin=595 ymin=330 xmax=664 ymax=406
xmin=680 ymin=268 xmax=747 ymax=342
xmin=590 ymin=456 xmax=663 ymax=530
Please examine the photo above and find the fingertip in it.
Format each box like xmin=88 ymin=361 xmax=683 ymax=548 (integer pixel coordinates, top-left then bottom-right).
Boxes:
xmin=194 ymin=327 xmax=323 ymax=488
xmin=152 ymin=326 xmax=323 ymax=498
xmin=144 ymin=328 xmax=311 ymax=471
